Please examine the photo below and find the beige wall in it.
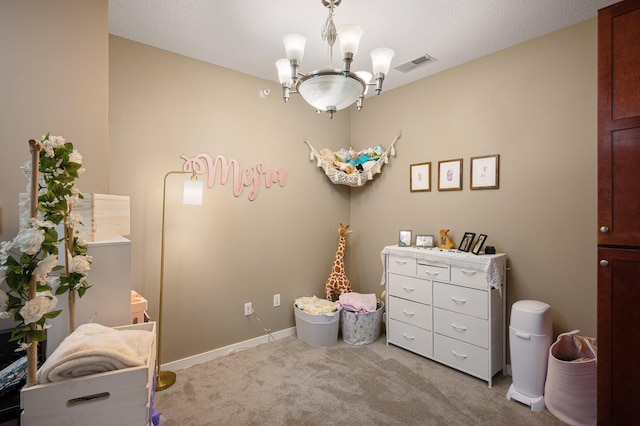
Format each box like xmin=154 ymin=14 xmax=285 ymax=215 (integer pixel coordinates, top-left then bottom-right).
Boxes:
xmin=0 ymin=0 xmax=109 ymax=329
xmin=350 ymin=19 xmax=598 ymax=338
xmin=1 ymin=0 xmax=598 ymax=364
xmin=109 ymin=36 xmax=351 ymax=361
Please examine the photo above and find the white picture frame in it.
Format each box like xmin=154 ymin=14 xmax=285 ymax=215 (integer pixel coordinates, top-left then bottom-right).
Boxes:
xmin=398 ymin=230 xmax=413 ymax=247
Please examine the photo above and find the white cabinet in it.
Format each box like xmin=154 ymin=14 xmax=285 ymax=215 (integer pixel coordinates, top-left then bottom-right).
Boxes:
xmin=382 ymin=245 xmax=506 ymax=387
xmin=46 ymin=237 xmax=132 ymax=357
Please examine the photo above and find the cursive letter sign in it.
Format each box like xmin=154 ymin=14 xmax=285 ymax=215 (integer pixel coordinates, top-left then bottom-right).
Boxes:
xmin=181 ymin=154 xmax=287 ymax=201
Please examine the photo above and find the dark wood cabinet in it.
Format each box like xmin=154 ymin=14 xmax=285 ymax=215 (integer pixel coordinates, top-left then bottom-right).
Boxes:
xmin=598 ymin=0 xmax=640 ymax=247
xmin=597 ymin=248 xmax=640 ymax=424
xmin=598 ymin=1 xmax=640 ymax=424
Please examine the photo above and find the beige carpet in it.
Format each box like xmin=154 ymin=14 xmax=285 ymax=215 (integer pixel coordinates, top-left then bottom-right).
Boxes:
xmin=155 ymin=334 xmax=564 ymax=425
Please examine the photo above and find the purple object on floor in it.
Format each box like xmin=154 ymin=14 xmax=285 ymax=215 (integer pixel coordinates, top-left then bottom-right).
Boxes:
xmin=150 ymin=361 xmax=162 ymax=425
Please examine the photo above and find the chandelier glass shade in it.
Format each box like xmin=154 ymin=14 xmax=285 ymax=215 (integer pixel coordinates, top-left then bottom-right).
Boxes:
xmin=276 ymin=0 xmax=394 ymax=118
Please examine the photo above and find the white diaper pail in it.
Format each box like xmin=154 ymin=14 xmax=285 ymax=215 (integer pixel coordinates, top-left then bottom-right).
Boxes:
xmin=506 ymin=300 xmax=552 ymax=412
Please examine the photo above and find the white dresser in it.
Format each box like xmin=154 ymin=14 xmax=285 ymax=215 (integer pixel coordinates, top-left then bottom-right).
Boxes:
xmin=382 ymin=245 xmax=506 ymax=387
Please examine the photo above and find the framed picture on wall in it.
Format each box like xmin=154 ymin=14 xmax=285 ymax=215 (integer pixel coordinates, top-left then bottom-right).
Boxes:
xmin=398 ymin=230 xmax=413 ymax=247
xmin=472 ymin=234 xmax=488 ymax=255
xmin=410 ymin=162 xmax=431 ymax=192
xmin=438 ymin=158 xmax=463 ymax=191
xmin=459 ymin=232 xmax=476 ymax=252
xmin=415 ymin=234 xmax=435 ymax=248
xmin=470 ymin=154 xmax=500 ymax=190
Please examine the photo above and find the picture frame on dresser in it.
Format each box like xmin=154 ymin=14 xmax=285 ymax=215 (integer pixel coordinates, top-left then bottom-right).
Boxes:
xmin=472 ymin=234 xmax=488 ymax=255
xmin=438 ymin=158 xmax=463 ymax=191
xmin=415 ymin=234 xmax=435 ymax=248
xmin=410 ymin=162 xmax=431 ymax=192
xmin=470 ymin=154 xmax=500 ymax=190
xmin=398 ymin=230 xmax=412 ymax=247
xmin=459 ymin=232 xmax=476 ymax=252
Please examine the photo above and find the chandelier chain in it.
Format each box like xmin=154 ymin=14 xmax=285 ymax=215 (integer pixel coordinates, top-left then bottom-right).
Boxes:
xmin=321 ymin=1 xmax=337 ymax=47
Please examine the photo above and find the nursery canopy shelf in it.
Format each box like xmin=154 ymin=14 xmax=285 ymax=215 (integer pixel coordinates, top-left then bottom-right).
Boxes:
xmin=305 ymin=132 xmax=401 ymax=187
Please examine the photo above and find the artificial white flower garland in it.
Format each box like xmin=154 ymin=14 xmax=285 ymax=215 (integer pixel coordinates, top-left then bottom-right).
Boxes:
xmin=0 ymin=134 xmax=91 ymax=386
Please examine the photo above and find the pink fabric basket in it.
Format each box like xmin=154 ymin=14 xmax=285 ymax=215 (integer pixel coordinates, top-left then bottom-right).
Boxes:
xmin=544 ymin=330 xmax=597 ymax=426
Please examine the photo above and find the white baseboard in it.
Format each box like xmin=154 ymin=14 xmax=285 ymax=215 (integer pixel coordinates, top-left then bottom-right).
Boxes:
xmin=163 ymin=327 xmax=297 ymax=371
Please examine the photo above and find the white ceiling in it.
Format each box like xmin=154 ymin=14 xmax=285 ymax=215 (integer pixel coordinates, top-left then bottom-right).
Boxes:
xmin=108 ymin=0 xmax=617 ymax=95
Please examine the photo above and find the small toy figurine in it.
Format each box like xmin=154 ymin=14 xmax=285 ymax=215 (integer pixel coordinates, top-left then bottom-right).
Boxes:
xmin=439 ymin=229 xmax=455 ymax=249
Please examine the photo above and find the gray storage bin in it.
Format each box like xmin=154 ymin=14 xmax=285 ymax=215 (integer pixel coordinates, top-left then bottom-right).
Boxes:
xmin=340 ymin=301 xmax=384 ymax=345
xmin=294 ymin=306 xmax=339 ymax=347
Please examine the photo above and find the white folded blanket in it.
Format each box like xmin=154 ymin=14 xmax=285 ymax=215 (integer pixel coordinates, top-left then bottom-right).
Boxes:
xmin=37 ymin=323 xmax=154 ymax=383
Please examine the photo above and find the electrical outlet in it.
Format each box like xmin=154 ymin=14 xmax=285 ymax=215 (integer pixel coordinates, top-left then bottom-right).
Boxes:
xmin=273 ymin=294 xmax=281 ymax=307
xmin=244 ymin=302 xmax=252 ymax=316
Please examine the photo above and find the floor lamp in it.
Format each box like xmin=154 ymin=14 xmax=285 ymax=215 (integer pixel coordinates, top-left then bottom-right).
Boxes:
xmin=156 ymin=170 xmax=203 ymax=391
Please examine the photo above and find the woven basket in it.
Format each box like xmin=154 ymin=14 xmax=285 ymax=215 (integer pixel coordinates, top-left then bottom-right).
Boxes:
xmin=544 ymin=330 xmax=597 ymax=426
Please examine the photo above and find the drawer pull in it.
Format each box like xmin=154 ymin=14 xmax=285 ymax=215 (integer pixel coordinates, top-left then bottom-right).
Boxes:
xmin=395 ymin=259 xmax=408 ymax=265
xmin=423 ymin=271 xmax=439 ymax=277
xmin=402 ymin=310 xmax=416 ymax=317
xmin=451 ymin=350 xmax=468 ymax=359
xmin=451 ymin=323 xmax=467 ymax=331
xmin=401 ymin=333 xmax=416 ymax=341
xmin=450 ymin=296 xmax=467 ymax=304
xmin=402 ymin=286 xmax=416 ymax=292
xmin=460 ymin=270 xmax=477 ymax=276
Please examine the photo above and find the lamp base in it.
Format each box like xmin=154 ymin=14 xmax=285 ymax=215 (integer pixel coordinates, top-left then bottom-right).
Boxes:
xmin=156 ymin=370 xmax=177 ymax=391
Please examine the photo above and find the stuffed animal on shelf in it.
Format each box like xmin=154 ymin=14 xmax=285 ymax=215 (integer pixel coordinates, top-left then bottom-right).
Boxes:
xmin=439 ymin=229 xmax=455 ymax=249
xmin=325 ymin=223 xmax=353 ymax=302
xmin=333 ymin=160 xmax=355 ymax=174
xmin=319 ymin=148 xmax=336 ymax=164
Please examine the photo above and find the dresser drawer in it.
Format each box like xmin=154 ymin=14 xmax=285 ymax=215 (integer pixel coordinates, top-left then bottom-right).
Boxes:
xmin=417 ymin=263 xmax=450 ymax=282
xmin=388 ymin=296 xmax=432 ymax=330
xmin=388 ymin=319 xmax=433 ymax=358
xmin=434 ymin=308 xmax=489 ymax=348
xmin=388 ymin=274 xmax=431 ymax=304
xmin=388 ymin=253 xmax=416 ymax=275
xmin=451 ymin=266 xmax=489 ymax=288
xmin=433 ymin=334 xmax=488 ymax=380
xmin=433 ymin=282 xmax=488 ymax=320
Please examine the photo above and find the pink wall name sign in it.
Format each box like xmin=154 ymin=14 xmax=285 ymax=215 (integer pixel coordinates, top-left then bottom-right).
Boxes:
xmin=181 ymin=154 xmax=288 ymax=201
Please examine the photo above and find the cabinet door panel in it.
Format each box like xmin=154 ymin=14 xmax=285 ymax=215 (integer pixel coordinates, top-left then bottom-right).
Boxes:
xmin=598 ymin=247 xmax=640 ymax=425
xmin=598 ymin=0 xmax=640 ymax=247
xmin=598 ymin=127 xmax=640 ymax=245
xmin=611 ymin=8 xmax=640 ymax=119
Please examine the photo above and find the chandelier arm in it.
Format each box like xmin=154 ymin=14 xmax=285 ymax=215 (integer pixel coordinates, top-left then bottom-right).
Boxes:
xmin=342 ymin=53 xmax=353 ymax=74
xmin=374 ymin=72 xmax=386 ymax=95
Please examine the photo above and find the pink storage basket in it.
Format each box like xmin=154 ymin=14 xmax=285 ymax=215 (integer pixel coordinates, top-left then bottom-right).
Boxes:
xmin=544 ymin=330 xmax=597 ymax=426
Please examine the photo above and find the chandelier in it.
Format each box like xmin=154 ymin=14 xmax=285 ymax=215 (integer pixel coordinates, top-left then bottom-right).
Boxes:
xmin=275 ymin=0 xmax=394 ymax=118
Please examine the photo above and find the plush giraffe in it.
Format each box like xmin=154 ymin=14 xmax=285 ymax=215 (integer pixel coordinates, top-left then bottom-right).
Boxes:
xmin=325 ymin=223 xmax=353 ymax=302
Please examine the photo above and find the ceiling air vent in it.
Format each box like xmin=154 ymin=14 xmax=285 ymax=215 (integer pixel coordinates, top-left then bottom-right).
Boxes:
xmin=394 ymin=54 xmax=437 ymax=73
